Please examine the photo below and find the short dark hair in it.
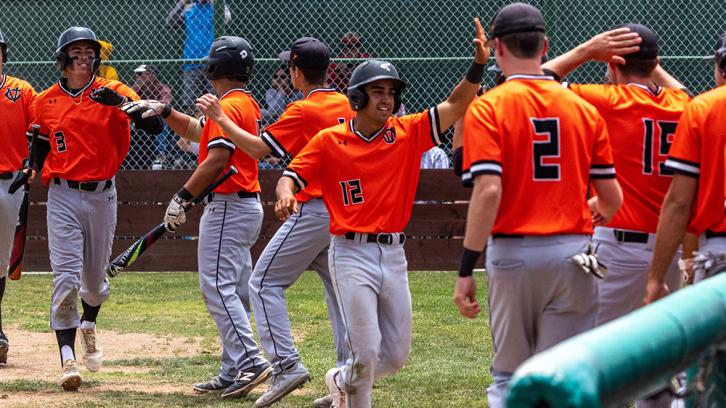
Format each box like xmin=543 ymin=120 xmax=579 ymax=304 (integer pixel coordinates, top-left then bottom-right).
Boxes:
xmin=499 ymin=31 xmax=545 ymax=59
xmin=294 ymin=65 xmax=327 ymax=85
xmin=618 ymin=57 xmax=658 ymax=77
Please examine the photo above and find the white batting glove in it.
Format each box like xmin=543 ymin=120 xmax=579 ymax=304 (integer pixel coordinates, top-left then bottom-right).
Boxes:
xmin=571 ymin=243 xmax=607 ymax=279
xmin=164 ymin=193 xmax=190 ymax=232
xmin=122 ymin=100 xmax=171 ymax=119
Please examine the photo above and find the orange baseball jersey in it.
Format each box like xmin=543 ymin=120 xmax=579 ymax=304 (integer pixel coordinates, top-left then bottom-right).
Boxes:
xmin=283 ymin=107 xmax=442 ymax=234
xmin=198 ymin=88 xmax=261 ymax=194
xmin=261 ymin=88 xmax=355 ymax=202
xmin=567 ymin=83 xmax=690 ymax=233
xmin=0 ymin=75 xmax=36 ymax=172
xmin=463 ymin=74 xmax=615 ymax=235
xmin=665 ymin=84 xmax=726 ymax=234
xmin=31 ymin=76 xmax=139 ymax=184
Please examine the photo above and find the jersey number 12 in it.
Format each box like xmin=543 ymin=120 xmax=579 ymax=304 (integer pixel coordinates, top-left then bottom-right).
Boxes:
xmin=339 ymin=179 xmax=364 ymax=206
xmin=530 ymin=118 xmax=560 ymax=181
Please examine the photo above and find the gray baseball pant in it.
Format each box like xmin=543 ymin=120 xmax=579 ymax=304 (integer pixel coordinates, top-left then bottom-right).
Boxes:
xmin=249 ymin=198 xmax=348 ymax=374
xmin=328 ymin=233 xmax=411 ymax=408
xmin=198 ymin=193 xmax=267 ymax=381
xmin=594 ymin=227 xmax=682 ymax=326
xmin=0 ymin=173 xmax=23 ymax=278
xmin=47 ymin=180 xmax=116 ymax=330
xmin=485 ymin=234 xmax=597 ymax=408
xmin=695 ymin=236 xmax=726 ymax=282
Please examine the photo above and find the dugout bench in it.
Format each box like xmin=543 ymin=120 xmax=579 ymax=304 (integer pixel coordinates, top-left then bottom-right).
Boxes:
xmin=24 ymin=169 xmax=468 ymax=272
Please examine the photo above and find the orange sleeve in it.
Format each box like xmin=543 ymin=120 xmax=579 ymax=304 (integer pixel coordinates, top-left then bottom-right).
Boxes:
xmin=261 ymin=102 xmax=304 ymax=158
xmin=664 ymin=99 xmax=702 ymax=177
xmin=23 ymin=82 xmax=37 ymax=127
xmin=461 ymin=98 xmax=501 ymax=186
xmin=400 ymin=107 xmax=443 ymax=153
xmin=111 ymin=81 xmax=140 ymax=102
xmin=589 ymin=113 xmax=616 ymax=179
xmin=283 ymin=132 xmax=324 ymax=192
xmin=568 ymin=84 xmax=611 ymax=112
xmin=28 ymin=93 xmax=50 ymax=143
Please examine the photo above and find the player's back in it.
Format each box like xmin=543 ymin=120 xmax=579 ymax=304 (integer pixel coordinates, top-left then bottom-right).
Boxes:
xmin=569 ymin=84 xmax=690 ymax=233
xmin=464 ymin=75 xmax=614 ymax=235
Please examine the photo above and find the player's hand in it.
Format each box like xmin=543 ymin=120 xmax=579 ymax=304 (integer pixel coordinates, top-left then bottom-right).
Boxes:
xmin=164 ymin=194 xmax=189 ymax=233
xmin=588 ymin=196 xmax=610 ymax=226
xmin=122 ymin=100 xmax=170 ymax=119
xmin=453 ymin=276 xmax=482 ymax=319
xmin=678 ymin=257 xmax=696 ymax=284
xmin=472 ymin=18 xmax=490 ymax=65
xmin=584 ymin=28 xmax=642 ymax=65
xmin=643 ymin=277 xmax=669 ymax=305
xmin=90 ymin=87 xmax=128 ymax=107
xmin=274 ymin=195 xmax=298 ymax=221
xmin=196 ymin=94 xmax=225 ymax=123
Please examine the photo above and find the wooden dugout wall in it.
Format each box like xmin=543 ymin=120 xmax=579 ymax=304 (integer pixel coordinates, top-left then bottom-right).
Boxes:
xmin=23 ymin=169 xmax=468 ymax=272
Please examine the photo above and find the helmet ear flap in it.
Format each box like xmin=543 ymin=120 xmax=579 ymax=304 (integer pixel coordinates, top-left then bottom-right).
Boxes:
xmin=393 ymin=93 xmax=402 ymax=114
xmin=348 ymin=88 xmax=368 ymax=111
xmin=55 ymin=51 xmax=69 ymax=70
xmin=717 ymin=48 xmax=726 ymax=78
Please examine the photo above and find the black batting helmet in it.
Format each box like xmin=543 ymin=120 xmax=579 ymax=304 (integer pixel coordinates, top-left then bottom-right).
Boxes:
xmin=55 ymin=26 xmax=102 ymax=71
xmin=0 ymin=30 xmax=7 ymax=63
xmin=347 ymin=60 xmax=406 ymax=112
xmin=205 ymin=36 xmax=254 ymax=82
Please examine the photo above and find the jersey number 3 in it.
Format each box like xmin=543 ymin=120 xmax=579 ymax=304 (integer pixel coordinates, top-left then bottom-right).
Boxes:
xmin=54 ymin=131 xmax=67 ymax=153
xmin=530 ymin=118 xmax=560 ymax=181
xmin=339 ymin=179 xmax=364 ymax=206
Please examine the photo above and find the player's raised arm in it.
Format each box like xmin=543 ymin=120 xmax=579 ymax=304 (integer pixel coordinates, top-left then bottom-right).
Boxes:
xmin=435 ymin=18 xmax=490 ymax=133
xmin=197 ymin=93 xmax=271 ymax=159
xmin=542 ymin=28 xmax=641 ymax=79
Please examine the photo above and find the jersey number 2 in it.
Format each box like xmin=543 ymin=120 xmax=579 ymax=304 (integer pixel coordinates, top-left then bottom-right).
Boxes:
xmin=339 ymin=179 xmax=364 ymax=206
xmin=530 ymin=118 xmax=560 ymax=180
xmin=642 ymin=119 xmax=677 ymax=176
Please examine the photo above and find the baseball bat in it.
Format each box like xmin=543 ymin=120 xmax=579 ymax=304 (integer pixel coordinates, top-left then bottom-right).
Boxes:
xmin=8 ymin=124 xmax=41 ymax=280
xmin=105 ymin=165 xmax=238 ymax=277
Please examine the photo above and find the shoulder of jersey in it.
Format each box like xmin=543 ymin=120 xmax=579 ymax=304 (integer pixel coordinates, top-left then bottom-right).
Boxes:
xmin=690 ymin=85 xmax=726 ymax=108
xmin=5 ymin=75 xmax=34 ymax=90
xmin=94 ymin=76 xmax=127 ymax=89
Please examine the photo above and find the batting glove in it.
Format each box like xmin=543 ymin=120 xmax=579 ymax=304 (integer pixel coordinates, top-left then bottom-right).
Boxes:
xmin=571 ymin=243 xmax=607 ymax=279
xmin=164 ymin=188 xmax=193 ymax=233
xmin=90 ymin=87 xmax=128 ymax=107
xmin=122 ymin=100 xmax=172 ymax=119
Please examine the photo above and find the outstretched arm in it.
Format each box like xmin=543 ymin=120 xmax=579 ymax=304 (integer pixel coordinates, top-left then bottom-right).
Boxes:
xmin=542 ymin=28 xmax=641 ymax=79
xmin=435 ymin=18 xmax=490 ymax=134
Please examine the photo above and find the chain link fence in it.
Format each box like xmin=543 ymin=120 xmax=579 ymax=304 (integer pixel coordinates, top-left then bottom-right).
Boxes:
xmin=1 ymin=0 xmax=724 ymax=169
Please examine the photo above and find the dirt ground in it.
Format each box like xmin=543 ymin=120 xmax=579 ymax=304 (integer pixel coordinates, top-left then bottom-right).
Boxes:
xmin=0 ymin=326 xmax=208 ymax=406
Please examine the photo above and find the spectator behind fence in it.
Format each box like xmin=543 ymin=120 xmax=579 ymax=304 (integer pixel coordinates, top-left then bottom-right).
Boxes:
xmin=328 ymin=32 xmax=370 ymax=92
xmin=97 ymin=40 xmax=119 ymax=81
xmin=124 ymin=64 xmax=175 ymax=169
xmin=262 ymin=67 xmax=303 ymax=126
xmin=167 ymin=0 xmax=231 ymax=114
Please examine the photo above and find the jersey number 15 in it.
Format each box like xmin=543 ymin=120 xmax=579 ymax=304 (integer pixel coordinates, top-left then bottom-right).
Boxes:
xmin=642 ymin=119 xmax=677 ymax=176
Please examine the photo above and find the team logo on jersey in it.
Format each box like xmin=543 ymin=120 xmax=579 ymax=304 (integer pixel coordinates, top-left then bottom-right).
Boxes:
xmin=383 ymin=128 xmax=396 ymax=144
xmin=4 ymin=87 xmax=21 ymax=103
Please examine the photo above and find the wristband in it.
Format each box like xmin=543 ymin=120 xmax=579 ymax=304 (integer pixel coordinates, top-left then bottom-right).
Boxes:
xmin=458 ymin=247 xmax=481 ymax=277
xmin=465 ymin=62 xmax=486 ymax=84
xmin=176 ymin=186 xmax=194 ymax=201
xmin=161 ymin=104 xmax=173 ymax=119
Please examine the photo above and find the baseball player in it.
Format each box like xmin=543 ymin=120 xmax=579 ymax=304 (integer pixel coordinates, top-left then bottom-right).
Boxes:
xmin=124 ymin=36 xmax=271 ymax=399
xmin=645 ymin=32 xmax=726 ymax=302
xmin=196 ymin=37 xmax=354 ymax=408
xmin=30 ymin=26 xmax=162 ymax=391
xmin=275 ymin=19 xmax=489 ymax=408
xmin=0 ymin=30 xmax=36 ymax=365
xmin=455 ymin=4 xmax=623 ymax=408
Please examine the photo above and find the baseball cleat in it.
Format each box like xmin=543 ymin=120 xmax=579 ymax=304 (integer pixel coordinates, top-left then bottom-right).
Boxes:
xmin=60 ymin=359 xmax=82 ymax=391
xmin=313 ymin=394 xmax=333 ymax=408
xmin=221 ymin=363 xmax=273 ymax=399
xmin=80 ymin=325 xmax=103 ymax=372
xmin=0 ymin=336 xmax=8 ymax=365
xmin=254 ymin=363 xmax=311 ymax=407
xmin=325 ymin=368 xmax=347 ymax=408
xmin=193 ymin=375 xmax=234 ymax=394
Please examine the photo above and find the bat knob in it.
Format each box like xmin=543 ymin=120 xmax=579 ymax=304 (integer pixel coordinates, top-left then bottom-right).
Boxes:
xmin=106 ymin=264 xmax=122 ymax=278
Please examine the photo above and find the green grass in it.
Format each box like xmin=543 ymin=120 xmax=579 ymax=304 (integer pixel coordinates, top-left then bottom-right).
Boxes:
xmin=2 ymin=271 xmax=490 ymax=407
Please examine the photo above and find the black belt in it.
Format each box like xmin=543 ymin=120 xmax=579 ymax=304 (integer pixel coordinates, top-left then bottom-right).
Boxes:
xmin=0 ymin=172 xmax=13 ymax=180
xmin=54 ymin=178 xmax=113 ymax=191
xmin=613 ymin=229 xmax=649 ymax=244
xmin=492 ymin=233 xmax=525 ymax=239
xmin=705 ymin=230 xmax=726 ymax=239
xmin=344 ymin=232 xmax=406 ymax=245
xmin=207 ymin=190 xmax=259 ymax=202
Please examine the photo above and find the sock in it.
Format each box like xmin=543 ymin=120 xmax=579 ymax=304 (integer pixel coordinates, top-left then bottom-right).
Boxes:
xmin=0 ymin=277 xmax=5 ymax=337
xmin=80 ymin=320 xmax=95 ymax=330
xmin=80 ymin=299 xmax=101 ymax=323
xmin=55 ymin=328 xmax=76 ymax=364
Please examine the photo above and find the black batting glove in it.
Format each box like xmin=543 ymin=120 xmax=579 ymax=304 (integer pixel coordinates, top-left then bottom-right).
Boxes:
xmin=8 ymin=170 xmax=29 ymax=194
xmin=90 ymin=87 xmax=128 ymax=107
